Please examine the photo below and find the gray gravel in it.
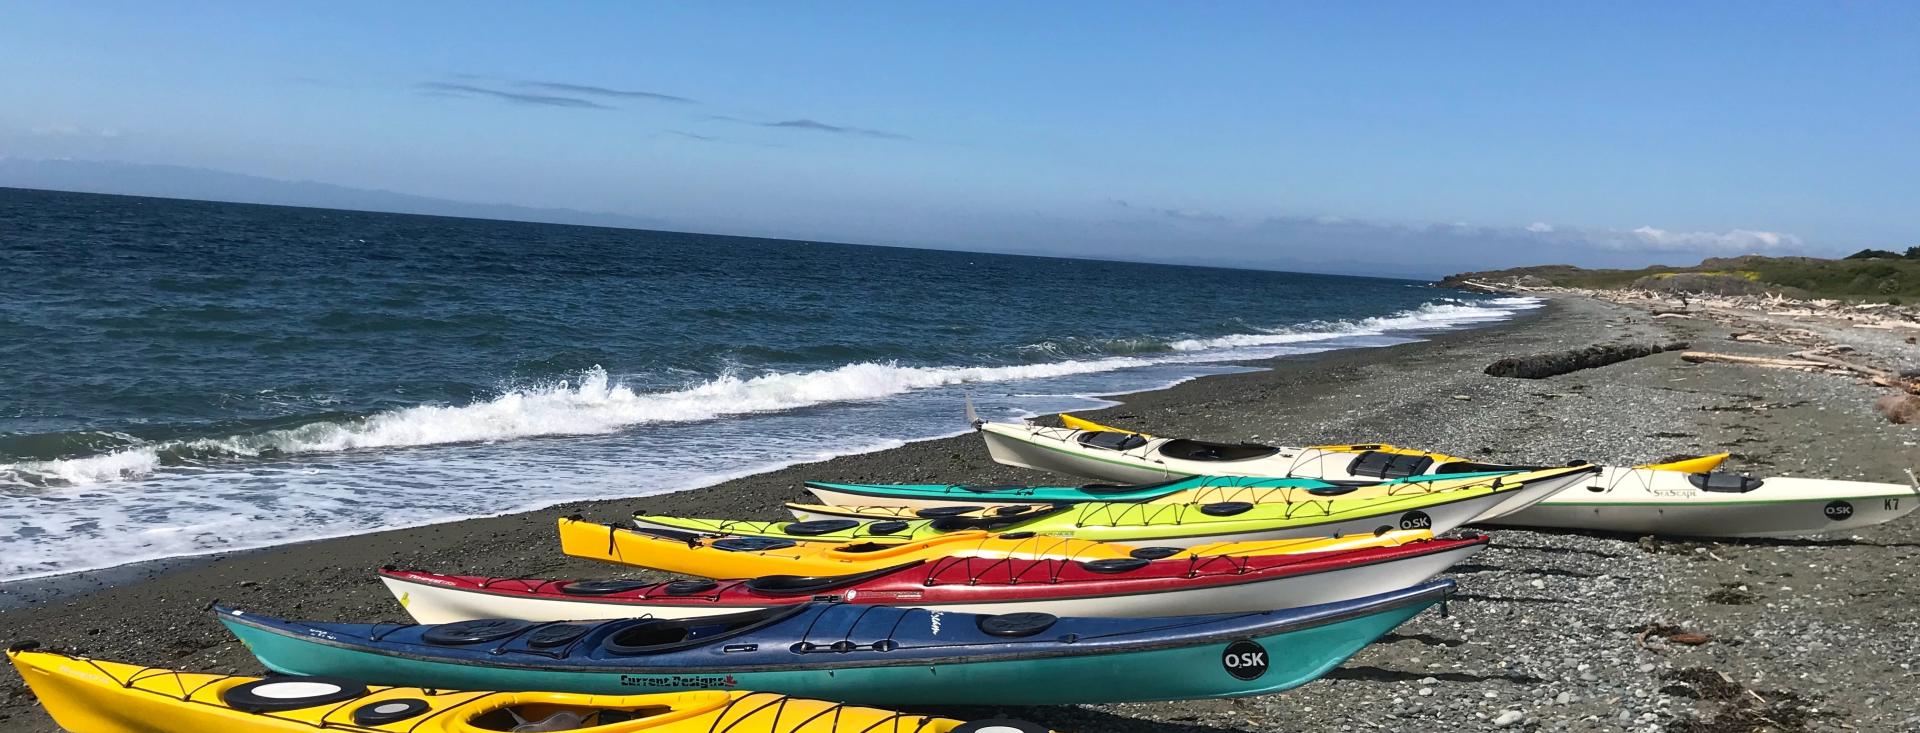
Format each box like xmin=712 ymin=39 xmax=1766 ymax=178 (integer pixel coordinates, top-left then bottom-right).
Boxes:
xmin=3 ymin=295 xmax=1917 ymax=733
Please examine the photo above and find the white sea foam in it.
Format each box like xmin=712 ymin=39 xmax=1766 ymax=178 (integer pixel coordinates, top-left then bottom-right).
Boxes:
xmin=1168 ymin=298 xmax=1539 ymax=351
xmin=0 ymin=297 xmax=1539 ymax=488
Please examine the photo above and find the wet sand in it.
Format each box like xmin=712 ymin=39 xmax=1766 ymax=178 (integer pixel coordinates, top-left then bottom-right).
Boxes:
xmin=4 ymin=295 xmax=1917 ymax=732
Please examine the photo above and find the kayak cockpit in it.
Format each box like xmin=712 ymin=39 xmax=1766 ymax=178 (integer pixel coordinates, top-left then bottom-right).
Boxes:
xmin=1157 ymin=438 xmax=1280 ymax=462
xmin=1687 ymin=472 xmax=1765 ymax=493
xmin=601 ymin=606 xmax=807 ymax=655
xmin=744 ymin=561 xmax=920 ymax=596
xmin=1346 ymin=451 xmax=1436 ymax=478
xmin=467 ymin=702 xmax=674 ymax=730
xmin=1078 ymin=430 xmax=1150 ymax=451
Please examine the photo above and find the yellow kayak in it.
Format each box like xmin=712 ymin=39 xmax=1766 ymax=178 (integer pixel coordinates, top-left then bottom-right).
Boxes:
xmin=7 ymin=648 xmax=1048 ymax=733
xmin=560 ymin=517 xmax=1431 ymax=578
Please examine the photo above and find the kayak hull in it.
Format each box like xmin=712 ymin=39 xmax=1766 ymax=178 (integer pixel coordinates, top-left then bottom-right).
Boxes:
xmin=220 ymin=582 xmax=1453 ymax=706
xmin=5 ymin=650 xmax=1007 ymax=733
xmin=1491 ymin=478 xmax=1919 ymax=537
xmin=385 ymin=537 xmax=1484 ymax=622
xmin=640 ymin=468 xmax=1590 ymax=548
xmin=982 ymin=420 xmax=1911 ymax=537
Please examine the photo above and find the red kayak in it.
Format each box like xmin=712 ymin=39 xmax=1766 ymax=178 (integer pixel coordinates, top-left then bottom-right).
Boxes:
xmin=381 ymin=534 xmax=1486 ymax=622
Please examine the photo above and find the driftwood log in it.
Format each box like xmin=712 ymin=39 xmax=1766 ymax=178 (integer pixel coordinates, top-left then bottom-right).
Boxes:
xmin=1680 ymin=349 xmax=1920 ymax=423
xmin=1678 ymin=352 xmax=1829 ymax=370
xmin=1485 ymin=342 xmax=1690 ymax=379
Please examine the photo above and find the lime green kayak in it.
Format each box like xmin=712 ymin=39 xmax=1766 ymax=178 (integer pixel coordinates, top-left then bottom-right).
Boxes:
xmin=638 ymin=465 xmax=1598 ymax=547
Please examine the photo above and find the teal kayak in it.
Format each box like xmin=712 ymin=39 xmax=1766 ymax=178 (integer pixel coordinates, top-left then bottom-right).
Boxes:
xmin=216 ymin=580 xmax=1453 ymax=706
xmin=803 ymin=471 xmax=1522 ymax=509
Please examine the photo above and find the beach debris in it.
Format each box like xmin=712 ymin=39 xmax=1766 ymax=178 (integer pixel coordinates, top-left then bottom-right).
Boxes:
xmin=1662 ymin=667 xmax=1831 ymax=733
xmin=1679 ymin=352 xmax=1830 ymax=371
xmin=1484 ymin=341 xmax=1690 ymax=379
xmin=1704 ymin=583 xmax=1759 ymax=605
xmin=1875 ymin=394 xmax=1920 ymax=424
xmin=1638 ymin=623 xmax=1715 ymax=650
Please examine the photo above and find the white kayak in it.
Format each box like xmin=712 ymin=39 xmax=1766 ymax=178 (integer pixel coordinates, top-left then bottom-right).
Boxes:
xmin=378 ymin=535 xmax=1486 ymax=623
xmin=975 ymin=413 xmax=1918 ymax=538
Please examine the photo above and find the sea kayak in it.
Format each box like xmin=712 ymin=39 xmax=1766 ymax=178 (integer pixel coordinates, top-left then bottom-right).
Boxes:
xmin=560 ymin=517 xmax=1434 ymax=578
xmin=385 ymin=534 xmax=1485 ymax=622
xmin=6 ymin=648 xmax=1041 ymax=732
xmin=801 ymin=471 xmax=1524 ymax=514
xmin=976 ymin=411 xmax=1723 ymax=487
xmin=988 ymin=414 xmax=1916 ymax=537
xmin=636 ymin=465 xmax=1596 ymax=548
xmin=216 ymin=580 xmax=1455 ymax=706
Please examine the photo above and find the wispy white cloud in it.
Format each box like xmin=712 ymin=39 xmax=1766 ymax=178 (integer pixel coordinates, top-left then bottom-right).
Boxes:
xmin=1089 ymin=197 xmax=1815 ymax=275
xmin=1613 ymin=226 xmax=1801 ymax=252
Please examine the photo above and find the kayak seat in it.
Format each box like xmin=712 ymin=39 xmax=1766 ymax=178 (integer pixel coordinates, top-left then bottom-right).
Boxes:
xmin=784 ymin=519 xmax=861 ymax=536
xmin=1347 ymin=451 xmax=1436 ymax=479
xmin=1433 ymin=460 xmax=1537 ymax=474
xmin=1687 ymin=472 xmax=1765 ymax=493
xmin=1077 ymin=431 xmax=1149 ymax=451
xmin=744 ymin=562 xmax=922 ymax=596
xmin=602 ymin=606 xmax=806 ymax=656
xmin=1158 ymin=439 xmax=1280 ymax=462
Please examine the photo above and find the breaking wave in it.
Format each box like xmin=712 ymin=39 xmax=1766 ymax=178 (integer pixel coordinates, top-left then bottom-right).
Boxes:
xmin=0 ymin=297 xmax=1540 ymax=488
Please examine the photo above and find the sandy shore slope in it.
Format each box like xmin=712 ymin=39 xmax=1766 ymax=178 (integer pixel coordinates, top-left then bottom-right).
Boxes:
xmin=3 ymin=295 xmax=1916 ymax=732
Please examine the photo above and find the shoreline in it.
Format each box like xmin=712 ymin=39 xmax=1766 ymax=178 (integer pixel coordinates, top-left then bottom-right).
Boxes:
xmin=5 ymin=294 xmax=1917 ymax=732
xmin=0 ymin=305 xmax=1539 ymax=606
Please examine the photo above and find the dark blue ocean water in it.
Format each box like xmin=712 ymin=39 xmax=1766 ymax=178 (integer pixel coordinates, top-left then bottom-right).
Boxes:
xmin=0 ymin=187 xmax=1537 ymax=580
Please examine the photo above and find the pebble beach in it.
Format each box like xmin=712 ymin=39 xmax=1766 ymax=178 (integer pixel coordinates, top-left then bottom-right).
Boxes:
xmin=4 ymin=294 xmax=1917 ymax=733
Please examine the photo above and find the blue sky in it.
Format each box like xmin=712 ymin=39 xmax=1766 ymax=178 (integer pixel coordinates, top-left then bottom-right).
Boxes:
xmin=2 ymin=2 xmax=1915 ymax=274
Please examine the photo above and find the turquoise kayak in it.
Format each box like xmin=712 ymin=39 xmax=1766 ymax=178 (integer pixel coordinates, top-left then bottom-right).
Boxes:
xmin=216 ymin=580 xmax=1453 ymax=706
xmin=803 ymin=471 xmax=1521 ymax=509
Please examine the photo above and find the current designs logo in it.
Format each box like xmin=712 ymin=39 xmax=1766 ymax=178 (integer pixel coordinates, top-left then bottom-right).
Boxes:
xmin=620 ymin=674 xmax=738 ymax=688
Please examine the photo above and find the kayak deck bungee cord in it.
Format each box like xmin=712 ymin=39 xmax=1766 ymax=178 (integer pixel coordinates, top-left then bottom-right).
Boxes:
xmin=558 ymin=517 xmax=1429 ymax=578
xmin=982 ymin=413 xmax=1917 ymax=537
xmin=975 ymin=410 xmax=1726 ymax=487
xmin=215 ymin=580 xmax=1456 ymax=706
xmin=636 ymin=465 xmax=1598 ymax=548
xmin=800 ymin=470 xmax=1525 ymax=514
xmin=384 ymin=534 xmax=1485 ymax=622
xmin=5 ymin=647 xmax=1046 ymax=732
